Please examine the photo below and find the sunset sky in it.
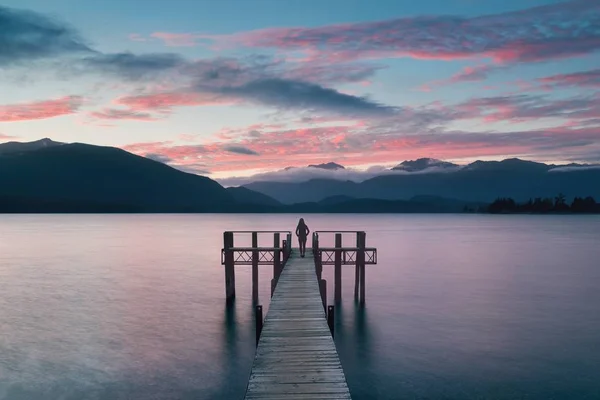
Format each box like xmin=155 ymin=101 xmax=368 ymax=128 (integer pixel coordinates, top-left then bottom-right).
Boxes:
xmin=1 ymin=0 xmax=599 ymax=179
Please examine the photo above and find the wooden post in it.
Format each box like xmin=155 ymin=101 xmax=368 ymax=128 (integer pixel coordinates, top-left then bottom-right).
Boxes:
xmin=287 ymin=233 xmax=292 ymax=258
xmin=327 ymin=305 xmax=335 ymax=338
xmin=314 ymin=233 xmax=322 ymax=279
xmin=282 ymin=239 xmax=287 ymax=261
xmin=223 ymin=231 xmax=235 ymax=302
xmin=319 ymin=279 xmax=327 ymax=312
xmin=334 ymin=233 xmax=342 ymax=303
xmin=255 ymin=305 xmax=263 ymax=347
xmin=358 ymin=231 xmax=366 ymax=304
xmin=274 ymin=232 xmax=281 ymax=279
xmin=354 ymin=232 xmax=360 ymax=299
xmin=252 ymin=232 xmax=259 ymax=304
xmin=271 ymin=232 xmax=280 ymax=297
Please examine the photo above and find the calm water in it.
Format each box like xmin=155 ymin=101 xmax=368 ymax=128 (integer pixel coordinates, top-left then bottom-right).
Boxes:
xmin=1 ymin=214 xmax=599 ymax=400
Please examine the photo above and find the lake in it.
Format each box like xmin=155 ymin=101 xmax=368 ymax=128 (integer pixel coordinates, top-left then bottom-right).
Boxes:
xmin=1 ymin=214 xmax=599 ymax=400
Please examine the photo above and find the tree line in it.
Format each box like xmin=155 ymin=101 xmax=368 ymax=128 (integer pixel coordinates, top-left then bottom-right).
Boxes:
xmin=488 ymin=194 xmax=600 ymax=214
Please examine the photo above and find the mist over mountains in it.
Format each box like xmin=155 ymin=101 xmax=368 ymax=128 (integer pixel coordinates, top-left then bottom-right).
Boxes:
xmin=240 ymin=158 xmax=600 ymax=204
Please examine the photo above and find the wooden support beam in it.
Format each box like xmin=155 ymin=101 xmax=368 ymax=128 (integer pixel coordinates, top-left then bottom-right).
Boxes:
xmin=252 ymin=232 xmax=259 ymax=304
xmin=327 ymin=305 xmax=335 ymax=338
xmin=223 ymin=231 xmax=235 ymax=302
xmin=358 ymin=231 xmax=366 ymax=304
xmin=354 ymin=233 xmax=360 ymax=299
xmin=314 ymin=233 xmax=322 ymax=280
xmin=319 ymin=279 xmax=327 ymax=312
xmin=334 ymin=233 xmax=342 ymax=303
xmin=273 ymin=232 xmax=281 ymax=280
xmin=282 ymin=239 xmax=287 ymax=261
xmin=255 ymin=305 xmax=263 ymax=347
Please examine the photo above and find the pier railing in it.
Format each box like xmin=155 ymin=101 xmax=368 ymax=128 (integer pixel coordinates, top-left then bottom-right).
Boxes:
xmin=312 ymin=231 xmax=375 ymax=304
xmin=220 ymin=229 xmax=377 ymax=305
xmin=221 ymin=231 xmax=292 ymax=303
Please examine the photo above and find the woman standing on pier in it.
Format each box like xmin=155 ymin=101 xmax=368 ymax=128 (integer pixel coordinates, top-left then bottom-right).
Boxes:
xmin=296 ymin=218 xmax=310 ymax=257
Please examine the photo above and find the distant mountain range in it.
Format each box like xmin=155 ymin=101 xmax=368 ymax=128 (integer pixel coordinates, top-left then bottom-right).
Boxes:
xmin=1 ymin=140 xmax=598 ymax=213
xmin=243 ymin=158 xmax=600 ymax=204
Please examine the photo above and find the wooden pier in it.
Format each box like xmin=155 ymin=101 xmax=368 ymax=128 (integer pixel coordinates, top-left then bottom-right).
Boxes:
xmin=245 ymin=250 xmax=350 ymax=399
xmin=220 ymin=230 xmax=377 ymax=399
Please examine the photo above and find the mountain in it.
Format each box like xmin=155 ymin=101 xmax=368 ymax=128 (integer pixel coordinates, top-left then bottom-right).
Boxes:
xmin=244 ymin=158 xmax=600 ymax=204
xmin=226 ymin=186 xmax=282 ymax=207
xmin=308 ymin=162 xmax=345 ymax=170
xmin=317 ymin=195 xmax=356 ymax=206
xmin=462 ymin=158 xmax=550 ymax=172
xmin=0 ymin=138 xmax=63 ymax=155
xmin=245 ymin=179 xmax=359 ymax=204
xmin=0 ymin=140 xmax=235 ymax=212
xmin=391 ymin=158 xmax=458 ymax=172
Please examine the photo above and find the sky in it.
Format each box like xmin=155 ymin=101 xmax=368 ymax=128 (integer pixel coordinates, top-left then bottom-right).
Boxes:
xmin=1 ymin=0 xmax=599 ymax=180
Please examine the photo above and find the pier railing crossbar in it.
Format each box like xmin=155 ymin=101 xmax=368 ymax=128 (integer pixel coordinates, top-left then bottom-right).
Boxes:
xmin=319 ymin=248 xmax=377 ymax=265
xmin=221 ymin=248 xmax=283 ymax=265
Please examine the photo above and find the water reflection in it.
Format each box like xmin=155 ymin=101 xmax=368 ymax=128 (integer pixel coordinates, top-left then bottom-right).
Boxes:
xmin=0 ymin=214 xmax=599 ymax=400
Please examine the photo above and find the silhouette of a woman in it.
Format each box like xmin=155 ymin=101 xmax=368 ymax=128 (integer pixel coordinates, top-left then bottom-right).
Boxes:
xmin=295 ymin=218 xmax=310 ymax=257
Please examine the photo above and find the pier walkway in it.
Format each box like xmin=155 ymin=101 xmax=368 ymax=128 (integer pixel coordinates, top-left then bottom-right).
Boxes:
xmin=244 ymin=250 xmax=351 ymax=399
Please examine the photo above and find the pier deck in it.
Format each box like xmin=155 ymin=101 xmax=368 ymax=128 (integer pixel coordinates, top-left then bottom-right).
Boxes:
xmin=244 ymin=250 xmax=351 ymax=399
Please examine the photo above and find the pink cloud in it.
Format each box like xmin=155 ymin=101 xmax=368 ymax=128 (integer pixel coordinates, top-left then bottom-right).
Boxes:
xmin=224 ymin=0 xmax=600 ymax=65
xmin=538 ymin=69 xmax=600 ymax=88
xmin=121 ymin=122 xmax=600 ymax=175
xmin=117 ymin=90 xmax=600 ymax=175
xmin=420 ymin=64 xmax=501 ymax=90
xmin=117 ymin=92 xmax=234 ymax=112
xmin=0 ymin=133 xmax=17 ymax=140
xmin=0 ymin=96 xmax=83 ymax=122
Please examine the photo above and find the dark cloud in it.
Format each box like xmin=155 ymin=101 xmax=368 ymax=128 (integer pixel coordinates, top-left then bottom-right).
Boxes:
xmin=2 ymin=6 xmax=395 ymax=116
xmin=223 ymin=145 xmax=259 ymax=155
xmin=83 ymin=52 xmax=186 ymax=80
xmin=0 ymin=5 xmax=186 ymax=80
xmin=209 ymin=78 xmax=396 ymax=117
xmin=0 ymin=5 xmax=91 ymax=65
xmin=89 ymin=108 xmax=159 ymax=121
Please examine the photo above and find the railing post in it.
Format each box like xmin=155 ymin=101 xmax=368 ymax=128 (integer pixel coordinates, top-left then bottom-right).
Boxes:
xmin=358 ymin=231 xmax=366 ymax=304
xmin=334 ymin=233 xmax=342 ymax=303
xmin=271 ymin=232 xmax=280 ymax=297
xmin=287 ymin=233 xmax=292 ymax=258
xmin=255 ymin=305 xmax=263 ymax=347
xmin=252 ymin=232 xmax=259 ymax=304
xmin=314 ymin=233 xmax=322 ymax=280
xmin=319 ymin=279 xmax=327 ymax=312
xmin=274 ymin=232 xmax=281 ymax=277
xmin=354 ymin=232 xmax=360 ymax=299
xmin=224 ymin=231 xmax=235 ymax=302
xmin=282 ymin=239 xmax=287 ymax=261
xmin=327 ymin=305 xmax=335 ymax=338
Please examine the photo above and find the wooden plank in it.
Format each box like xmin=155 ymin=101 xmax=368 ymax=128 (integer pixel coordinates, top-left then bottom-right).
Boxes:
xmin=244 ymin=250 xmax=351 ymax=400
